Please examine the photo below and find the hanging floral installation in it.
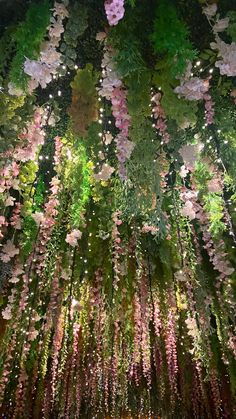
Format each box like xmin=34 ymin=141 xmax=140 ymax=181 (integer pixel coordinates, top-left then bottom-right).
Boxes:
xmin=0 ymin=0 xmax=236 ymax=417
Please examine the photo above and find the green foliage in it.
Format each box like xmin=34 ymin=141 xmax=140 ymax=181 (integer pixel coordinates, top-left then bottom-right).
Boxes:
xmin=113 ymin=41 xmax=146 ymax=79
xmin=33 ymin=175 xmax=46 ymax=210
xmin=0 ymin=92 xmax=25 ymax=125
xmin=20 ymin=215 xmax=38 ymax=259
xmin=194 ymin=162 xmax=226 ymax=238
xmin=63 ymin=135 xmax=92 ymax=228
xmin=0 ymin=92 xmax=35 ymax=152
xmin=19 ymin=160 xmax=38 ymax=214
xmin=227 ymin=11 xmax=236 ymax=41
xmin=126 ymin=0 xmax=136 ymax=6
xmin=126 ymin=70 xmax=151 ymax=122
xmin=0 ymin=26 xmax=16 ymax=79
xmin=68 ymin=64 xmax=98 ymax=137
xmin=152 ymin=0 xmax=197 ymax=77
xmin=153 ymin=73 xmax=198 ymax=128
xmin=9 ymin=0 xmax=51 ymax=89
xmin=204 ymin=193 xmax=226 ymax=237
xmin=60 ymin=4 xmax=88 ymax=69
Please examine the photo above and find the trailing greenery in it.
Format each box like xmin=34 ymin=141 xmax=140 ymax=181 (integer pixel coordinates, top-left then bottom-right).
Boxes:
xmin=8 ymin=0 xmax=51 ymax=90
xmin=68 ymin=64 xmax=98 ymax=137
xmin=152 ymin=0 xmax=197 ymax=77
xmin=60 ymin=3 xmax=88 ymax=69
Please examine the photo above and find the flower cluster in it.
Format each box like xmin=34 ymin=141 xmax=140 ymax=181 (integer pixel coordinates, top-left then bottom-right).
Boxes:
xmin=24 ymin=1 xmax=68 ymax=92
xmin=0 ymin=162 xmax=20 ymax=195
xmin=104 ymin=0 xmax=125 ymax=26
xmin=175 ymin=77 xmax=209 ymax=101
xmin=211 ymin=38 xmax=236 ymax=77
xmin=180 ymin=189 xmax=199 ymax=220
xmin=14 ymin=108 xmax=46 ymax=162
xmin=0 ymin=240 xmax=19 ymax=263
xmin=94 ymin=163 xmax=115 ymax=182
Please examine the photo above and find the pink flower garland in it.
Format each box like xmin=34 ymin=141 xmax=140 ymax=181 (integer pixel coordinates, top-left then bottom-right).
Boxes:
xmin=104 ymin=0 xmax=125 ymax=26
xmin=98 ymin=42 xmax=134 ymax=179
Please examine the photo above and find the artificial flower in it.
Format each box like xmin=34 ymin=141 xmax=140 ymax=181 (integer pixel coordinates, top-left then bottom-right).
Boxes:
xmin=94 ymin=163 xmax=115 ymax=182
xmin=5 ymin=196 xmax=15 ymax=207
xmin=181 ymin=200 xmax=196 ymax=220
xmin=105 ymin=0 xmax=125 ymax=26
xmin=32 ymin=212 xmax=45 ymax=226
xmin=207 ymin=178 xmax=222 ymax=193
xmin=211 ymin=38 xmax=236 ymax=77
xmin=0 ymin=240 xmax=19 ymax=263
xmin=202 ymin=3 xmax=217 ymax=18
xmin=175 ymin=77 xmax=209 ymax=101
xmin=104 ymin=133 xmax=113 ymax=145
xmin=213 ymin=17 xmax=229 ymax=33
xmin=1 ymin=306 xmax=12 ymax=320
xmin=65 ymin=229 xmax=82 ymax=247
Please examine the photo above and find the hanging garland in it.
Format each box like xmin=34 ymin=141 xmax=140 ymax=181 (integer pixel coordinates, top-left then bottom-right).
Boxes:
xmin=0 ymin=0 xmax=236 ymax=418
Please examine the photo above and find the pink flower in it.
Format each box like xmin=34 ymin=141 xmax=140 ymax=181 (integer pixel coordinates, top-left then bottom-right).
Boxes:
xmin=181 ymin=201 xmax=196 ymax=220
xmin=5 ymin=196 xmax=15 ymax=207
xmin=2 ymin=306 xmax=12 ymax=320
xmin=207 ymin=178 xmax=222 ymax=193
xmin=65 ymin=229 xmax=82 ymax=247
xmin=211 ymin=38 xmax=236 ymax=77
xmin=32 ymin=212 xmax=45 ymax=226
xmin=142 ymin=224 xmax=159 ymax=234
xmin=175 ymin=77 xmax=209 ymax=101
xmin=0 ymin=216 xmax=7 ymax=226
xmin=28 ymin=329 xmax=39 ymax=341
xmin=179 ymin=165 xmax=189 ymax=178
xmin=105 ymin=0 xmax=125 ymax=26
xmin=0 ymin=240 xmax=19 ymax=262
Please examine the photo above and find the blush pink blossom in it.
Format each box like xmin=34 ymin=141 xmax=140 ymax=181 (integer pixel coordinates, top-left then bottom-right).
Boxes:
xmin=65 ymin=229 xmax=82 ymax=247
xmin=104 ymin=0 xmax=125 ymax=26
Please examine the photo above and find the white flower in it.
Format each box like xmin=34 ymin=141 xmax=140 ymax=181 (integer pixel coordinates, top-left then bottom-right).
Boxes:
xmin=203 ymin=3 xmax=217 ymax=18
xmin=8 ymin=82 xmax=24 ymax=97
xmin=32 ymin=212 xmax=45 ymax=226
xmin=5 ymin=196 xmax=15 ymax=207
xmin=213 ymin=18 xmax=229 ymax=33
xmin=104 ymin=133 xmax=113 ymax=145
xmin=211 ymin=38 xmax=236 ymax=77
xmin=181 ymin=201 xmax=196 ymax=220
xmin=94 ymin=163 xmax=115 ymax=182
